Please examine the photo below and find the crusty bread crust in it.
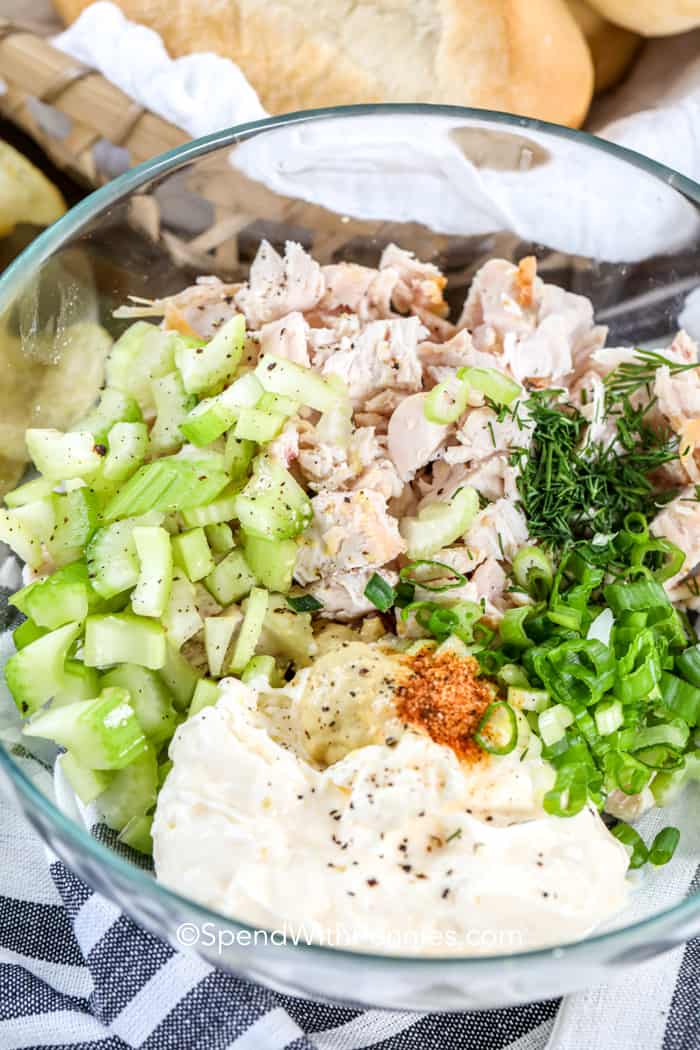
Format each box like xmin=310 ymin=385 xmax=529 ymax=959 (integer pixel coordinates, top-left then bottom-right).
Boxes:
xmin=567 ymin=0 xmax=640 ymax=93
xmin=585 ymin=0 xmax=700 ymax=36
xmin=53 ymin=0 xmax=594 ymax=128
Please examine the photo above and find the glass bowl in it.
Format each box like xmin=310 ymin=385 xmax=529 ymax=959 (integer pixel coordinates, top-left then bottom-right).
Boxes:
xmin=1 ymin=105 xmax=700 ymax=1012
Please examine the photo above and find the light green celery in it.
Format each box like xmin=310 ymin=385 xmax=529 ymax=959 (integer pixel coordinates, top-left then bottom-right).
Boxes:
xmin=243 ymin=533 xmax=296 ymax=593
xmin=161 ymin=571 xmax=203 ymax=649
xmin=4 ymin=477 xmax=54 ymax=508
xmin=86 ymin=514 xmax=163 ymax=600
xmin=10 ymin=561 xmax=94 ymax=629
xmin=102 ymin=422 xmax=148 ymax=483
xmin=25 ymin=429 xmax=104 ymax=480
xmin=180 ymin=372 xmax=263 ymax=446
xmin=188 ymin=678 xmax=221 ymax=718
xmin=257 ymin=595 xmax=315 ymax=667
xmin=131 ymin=526 xmax=173 ymax=618
xmin=175 ymin=314 xmax=245 ymax=395
xmin=254 ymin=354 xmax=342 ymax=412
xmin=52 ymin=660 xmax=101 ymax=706
xmin=102 ymin=664 xmax=178 ymax=745
xmin=224 ymin=433 xmax=256 ymax=480
xmin=13 ymin=618 xmax=47 ymax=651
xmin=71 ymin=388 xmax=142 ymax=443
xmin=150 ymin=372 xmax=196 ymax=454
xmin=101 ymin=457 xmax=229 ymax=523
xmin=233 ymin=407 xmax=285 ymax=443
xmin=98 ymin=746 xmax=158 ymax=831
xmin=158 ymin=642 xmax=200 ymax=711
xmin=181 ymin=484 xmax=240 ymax=528
xmin=118 ymin=813 xmax=154 ymax=855
xmin=106 ymin=323 xmax=197 ymax=411
xmin=23 ymin=686 xmax=148 ymax=769
xmin=0 ymin=509 xmax=42 ymax=568
xmin=171 ymin=528 xmax=214 ymax=582
xmin=205 ymin=523 xmax=235 ymax=554
xmin=204 ymin=550 xmax=256 ymax=606
xmin=257 ymin=392 xmax=299 ymax=417
xmin=204 ymin=613 xmax=242 ymax=677
xmin=229 ymin=588 xmax=269 ymax=674
xmin=10 ymin=499 xmax=55 ymax=547
xmin=48 ymin=488 xmax=99 ymax=567
xmin=5 ymin=622 xmax=81 ymax=715
xmin=83 ymin=614 xmax=166 ymax=670
xmin=240 ymin=654 xmax=278 ymax=685
xmin=60 ymin=752 xmax=113 ymax=804
xmin=234 ymin=456 xmax=312 ymax=541
xmin=400 ymin=486 xmax=479 ymax=559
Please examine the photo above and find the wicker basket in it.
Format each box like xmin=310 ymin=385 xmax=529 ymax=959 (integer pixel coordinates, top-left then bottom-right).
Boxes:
xmin=0 ymin=15 xmax=187 ymax=188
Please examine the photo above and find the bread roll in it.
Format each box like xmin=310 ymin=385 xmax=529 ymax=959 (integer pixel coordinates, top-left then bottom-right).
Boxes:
xmin=584 ymin=0 xmax=700 ymax=36
xmin=53 ymin=0 xmax=594 ymax=128
xmin=566 ymin=0 xmax=640 ymax=93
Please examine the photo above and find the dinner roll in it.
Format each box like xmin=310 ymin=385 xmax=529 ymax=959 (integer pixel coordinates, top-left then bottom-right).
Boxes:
xmin=584 ymin=0 xmax=700 ymax=36
xmin=567 ymin=0 xmax=641 ymax=93
xmin=53 ymin=0 xmax=594 ymax=128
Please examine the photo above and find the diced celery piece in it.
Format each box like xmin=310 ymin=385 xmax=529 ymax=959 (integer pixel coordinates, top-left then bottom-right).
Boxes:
xmin=204 ymin=612 xmax=242 ymax=677
xmin=225 ymin=371 xmax=265 ymax=409
xmin=5 ymin=622 xmax=81 ymax=715
xmin=224 ymin=433 xmax=256 ymax=480
xmin=230 ymin=588 xmax=268 ymax=674
xmin=4 ymin=477 xmax=54 ymax=508
xmin=175 ymin=314 xmax=245 ymax=395
xmin=171 ymin=528 xmax=214 ymax=582
xmin=180 ymin=396 xmax=237 ymax=447
xmin=61 ymin=752 xmax=113 ymax=805
xmin=48 ymin=488 xmax=99 ymax=567
xmin=53 ymin=660 xmax=101 ymax=706
xmin=25 ymin=429 xmax=103 ymax=481
xmin=161 ymin=571 xmax=203 ymax=650
xmin=150 ymin=372 xmax=196 ymax=455
xmin=158 ymin=641 xmax=200 ymax=711
xmin=257 ymin=392 xmax=299 ymax=417
xmin=101 ymin=457 xmax=229 ymax=522
xmin=97 ymin=745 xmax=158 ymax=830
xmin=240 ymin=654 xmax=277 ymax=685
xmin=101 ymin=664 xmax=178 ymax=745
xmin=188 ymin=678 xmax=221 ymax=718
xmin=118 ymin=812 xmax=154 ymax=855
xmin=11 ymin=499 xmax=56 ymax=547
xmin=84 ymin=614 xmax=166 ymax=670
xmin=71 ymin=388 xmax=142 ymax=444
xmin=204 ymin=550 xmax=256 ymax=605
xmin=107 ymin=323 xmax=197 ymax=411
xmin=86 ymin=518 xmax=142 ymax=599
xmin=24 ymin=686 xmax=148 ymax=769
xmin=131 ymin=526 xmax=173 ymax=618
xmin=243 ymin=533 xmax=297 ymax=593
xmin=102 ymin=422 xmax=148 ymax=483
xmin=234 ymin=457 xmax=312 ymax=541
xmin=255 ymin=354 xmax=341 ymax=412
xmin=10 ymin=561 xmax=94 ymax=629
xmin=181 ymin=484 xmax=240 ymax=528
xmin=400 ymin=486 xmax=479 ymax=560
xmin=205 ymin=523 xmax=234 ymax=554
xmin=0 ymin=509 xmax=42 ymax=568
xmin=13 ymin=618 xmax=47 ymax=650
xmin=234 ymin=407 xmax=285 ymax=443
xmin=258 ymin=595 xmax=315 ymax=667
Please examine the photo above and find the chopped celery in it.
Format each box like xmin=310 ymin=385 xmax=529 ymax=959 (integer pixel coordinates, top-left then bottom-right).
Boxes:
xmin=179 ymin=373 xmax=261 ymax=446
xmin=86 ymin=517 xmax=144 ymax=599
xmin=224 ymin=434 xmax=256 ymax=480
xmin=25 ymin=429 xmax=103 ymax=481
xmin=71 ymin=388 xmax=142 ymax=443
xmin=233 ymin=407 xmax=285 ymax=443
xmin=102 ymin=422 xmax=148 ymax=483
xmin=204 ymin=613 xmax=242 ymax=676
xmin=5 ymin=622 xmax=81 ymax=715
xmin=162 ymin=571 xmax=203 ymax=649
xmin=60 ymin=752 xmax=113 ymax=805
xmin=10 ymin=561 xmax=96 ymax=629
xmin=257 ymin=392 xmax=299 ymax=418
xmin=205 ymin=523 xmax=235 ymax=554
xmin=97 ymin=746 xmax=158 ymax=830
xmin=241 ymin=654 xmax=278 ymax=685
xmin=118 ymin=812 xmax=154 ymax=855
xmin=204 ymin=550 xmax=256 ymax=605
xmin=150 ymin=372 xmax=196 ymax=455
xmin=101 ymin=664 xmax=178 ymax=745
xmin=131 ymin=526 xmax=173 ymax=618
xmin=13 ymin=618 xmax=47 ymax=650
xmin=48 ymin=488 xmax=99 ymax=567
xmin=53 ymin=660 xmax=100 ymax=706
xmin=158 ymin=641 xmax=200 ymax=711
xmin=243 ymin=533 xmax=296 ymax=593
xmin=84 ymin=614 xmax=166 ymax=670
xmin=234 ymin=457 xmax=312 ymax=541
xmin=23 ymin=686 xmax=148 ymax=769
xmin=11 ymin=498 xmax=55 ymax=546
xmin=230 ymin=588 xmax=269 ymax=674
xmin=158 ymin=759 xmax=172 ymax=787
xmin=258 ymin=595 xmax=315 ymax=667
xmin=255 ymin=354 xmax=341 ymax=412
xmin=0 ymin=508 xmax=42 ymax=568
xmin=106 ymin=323 xmax=198 ymax=411
xmin=400 ymin=486 xmax=479 ymax=559
xmin=171 ymin=528 xmax=214 ymax=582
xmin=101 ymin=457 xmax=229 ymax=523
xmin=4 ymin=477 xmax=54 ymax=508
xmin=188 ymin=678 xmax=221 ymax=718
xmin=175 ymin=314 xmax=245 ymax=395
xmin=181 ymin=484 xmax=240 ymax=528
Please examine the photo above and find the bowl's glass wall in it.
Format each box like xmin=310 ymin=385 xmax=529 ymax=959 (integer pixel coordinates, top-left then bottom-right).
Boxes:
xmin=2 ymin=107 xmax=700 ymax=1009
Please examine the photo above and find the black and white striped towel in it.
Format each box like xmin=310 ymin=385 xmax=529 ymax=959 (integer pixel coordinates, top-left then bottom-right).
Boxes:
xmin=1 ymin=777 xmax=699 ymax=1050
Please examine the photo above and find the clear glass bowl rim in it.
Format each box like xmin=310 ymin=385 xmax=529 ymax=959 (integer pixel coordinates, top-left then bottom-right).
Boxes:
xmin=2 ymin=102 xmax=700 ymax=969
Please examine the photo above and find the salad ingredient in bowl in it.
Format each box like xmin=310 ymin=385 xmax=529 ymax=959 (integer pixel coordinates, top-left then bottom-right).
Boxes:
xmin=3 ymin=240 xmax=700 ymax=955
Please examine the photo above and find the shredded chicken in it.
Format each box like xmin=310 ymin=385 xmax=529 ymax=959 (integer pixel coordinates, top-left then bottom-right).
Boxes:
xmin=258 ymin=311 xmax=311 ymax=367
xmin=235 ymin=241 xmax=325 ymax=328
xmin=321 ymin=317 xmax=425 ymax=403
xmin=309 ymin=567 xmax=399 ymax=621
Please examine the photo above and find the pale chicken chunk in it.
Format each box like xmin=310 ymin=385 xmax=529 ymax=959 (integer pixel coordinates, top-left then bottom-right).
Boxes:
xmin=379 ymin=243 xmax=451 ymax=337
xmin=650 ymin=488 xmax=700 ymax=592
xmin=418 ymin=329 xmax=502 ymax=374
xmin=317 ymin=263 xmax=397 ymax=321
xmin=653 ymin=334 xmax=700 ymax=480
xmin=387 ymin=393 xmax=450 ymax=481
xmin=116 ymin=276 xmax=240 ymax=339
xmin=297 ymin=427 xmax=397 ymax=495
xmin=309 ymin=567 xmax=399 ymax=621
xmin=258 ymin=311 xmax=310 ymax=367
xmin=451 ymin=405 xmax=533 ymax=465
xmin=465 ymin=499 xmax=529 ymax=563
xmin=235 ymin=240 xmax=325 ymax=328
xmin=321 ymin=317 xmax=425 ymax=403
xmin=295 ymin=489 xmax=405 ymax=585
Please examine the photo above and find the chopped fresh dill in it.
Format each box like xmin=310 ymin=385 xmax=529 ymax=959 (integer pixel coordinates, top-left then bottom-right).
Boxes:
xmin=445 ymin=828 xmax=462 ymax=844
xmin=604 ymin=349 xmax=700 ymax=405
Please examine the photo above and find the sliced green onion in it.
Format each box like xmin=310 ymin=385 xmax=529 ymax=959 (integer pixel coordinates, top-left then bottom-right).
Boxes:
xmin=675 ymin=644 xmax=700 ymax=690
xmin=456 ymin=366 xmax=521 ymax=406
xmin=287 ymin=594 xmax=323 ymax=613
xmin=649 ymin=826 xmax=680 ymax=867
xmin=622 ymin=512 xmax=648 ymax=542
xmin=543 ymin=764 xmax=589 ymax=818
xmin=609 ymin=751 xmax=652 ymax=795
xmin=546 ymin=604 xmax=583 ymax=632
xmin=630 ymin=539 xmax=685 ymax=583
xmin=399 ymin=560 xmax=467 ymax=592
xmin=660 ymin=672 xmax=700 ymax=726
xmin=423 ymin=377 xmax=469 ymax=424
xmin=611 ymin=823 xmax=648 ymax=869
xmin=538 ymin=703 xmax=575 ymax=746
xmin=498 ymin=663 xmax=530 ymax=688
xmin=363 ymin=573 xmax=396 ymax=613
xmin=620 ymin=722 xmax=689 ymax=752
xmin=594 ymin=699 xmax=623 ymax=736
xmin=394 ymin=581 xmax=416 ymax=609
xmin=474 ymin=701 xmax=518 ymax=755
xmin=634 ymin=745 xmax=685 ymax=771
xmin=500 ymin=606 xmax=534 ymax=649
xmin=513 ymin=546 xmax=553 ymax=598
xmin=604 ymin=579 xmax=669 ymax=614
xmin=507 ymin=686 xmax=549 ymax=712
